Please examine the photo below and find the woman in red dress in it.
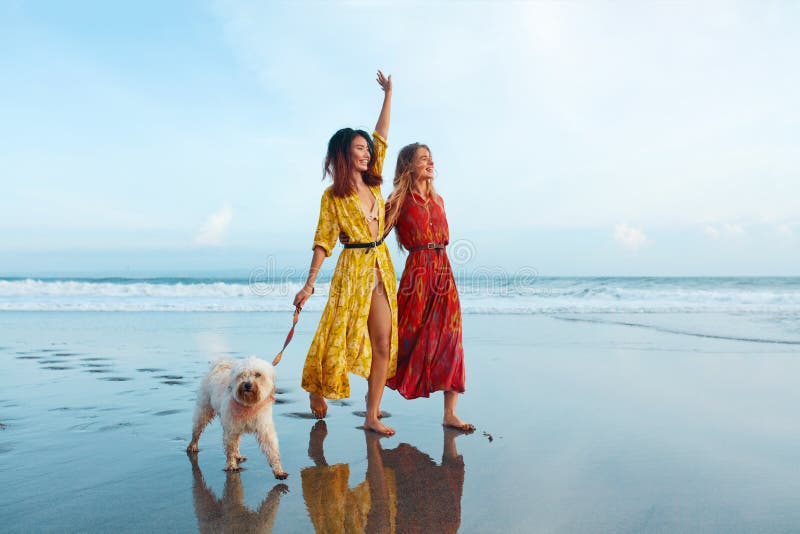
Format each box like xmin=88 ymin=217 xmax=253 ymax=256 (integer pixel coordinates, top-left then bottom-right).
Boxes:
xmin=384 ymin=143 xmax=473 ymax=431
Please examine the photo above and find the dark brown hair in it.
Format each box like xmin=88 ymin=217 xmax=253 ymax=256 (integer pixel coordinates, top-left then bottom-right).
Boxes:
xmin=324 ymin=128 xmax=382 ymax=197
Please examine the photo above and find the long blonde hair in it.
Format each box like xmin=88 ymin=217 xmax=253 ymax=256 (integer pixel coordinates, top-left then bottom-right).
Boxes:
xmin=385 ymin=143 xmax=438 ymax=236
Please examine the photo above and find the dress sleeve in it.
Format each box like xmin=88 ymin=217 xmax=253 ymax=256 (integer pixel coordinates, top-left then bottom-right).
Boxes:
xmin=370 ymin=131 xmax=388 ymax=176
xmin=312 ymin=189 xmax=339 ymax=257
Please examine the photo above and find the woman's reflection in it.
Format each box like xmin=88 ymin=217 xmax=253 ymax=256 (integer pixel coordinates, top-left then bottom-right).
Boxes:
xmin=302 ymin=421 xmax=467 ymax=533
xmin=189 ymin=453 xmax=288 ymax=533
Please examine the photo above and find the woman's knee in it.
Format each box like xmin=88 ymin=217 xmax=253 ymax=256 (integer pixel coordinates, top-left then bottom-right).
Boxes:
xmin=371 ymin=338 xmax=391 ymax=360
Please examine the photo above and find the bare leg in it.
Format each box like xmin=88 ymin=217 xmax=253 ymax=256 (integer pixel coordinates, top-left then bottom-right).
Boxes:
xmin=364 ymin=430 xmax=392 ymax=529
xmin=443 ymin=391 xmax=474 ymax=431
xmin=307 ymin=420 xmax=329 ymax=467
xmin=365 ymin=267 xmax=394 ymax=436
xmin=443 ymin=426 xmax=464 ymax=462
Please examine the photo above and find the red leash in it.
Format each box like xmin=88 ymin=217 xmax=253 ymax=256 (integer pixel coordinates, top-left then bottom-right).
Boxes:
xmin=272 ymin=306 xmax=301 ymax=366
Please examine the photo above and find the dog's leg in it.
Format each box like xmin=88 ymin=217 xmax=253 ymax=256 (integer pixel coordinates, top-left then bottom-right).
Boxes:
xmin=256 ymin=422 xmax=288 ymax=480
xmin=187 ymin=402 xmax=215 ymax=454
xmin=222 ymin=469 xmax=245 ymax=504
xmin=223 ymin=429 xmax=242 ymax=471
xmin=257 ymin=483 xmax=289 ymax=531
xmin=232 ymin=434 xmax=247 ymax=464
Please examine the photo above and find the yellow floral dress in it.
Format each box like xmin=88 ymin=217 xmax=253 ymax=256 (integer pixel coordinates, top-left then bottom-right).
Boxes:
xmin=301 ymin=131 xmax=398 ymax=400
xmin=301 ymin=463 xmax=398 ymax=533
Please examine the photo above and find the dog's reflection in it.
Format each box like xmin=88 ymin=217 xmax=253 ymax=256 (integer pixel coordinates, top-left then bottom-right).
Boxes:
xmin=189 ymin=454 xmax=288 ymax=533
xmin=302 ymin=421 xmax=466 ymax=533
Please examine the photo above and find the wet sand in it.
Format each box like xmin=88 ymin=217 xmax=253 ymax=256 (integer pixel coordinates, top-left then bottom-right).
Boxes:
xmin=2 ymin=311 xmax=800 ymax=532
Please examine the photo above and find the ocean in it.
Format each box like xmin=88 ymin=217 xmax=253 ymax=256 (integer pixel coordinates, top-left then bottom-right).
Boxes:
xmin=3 ymin=275 xmax=800 ymax=531
xmin=2 ymin=275 xmax=799 ymax=315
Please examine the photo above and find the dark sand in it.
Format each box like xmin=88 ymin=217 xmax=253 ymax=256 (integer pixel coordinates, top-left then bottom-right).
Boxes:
xmin=1 ymin=311 xmax=800 ymax=532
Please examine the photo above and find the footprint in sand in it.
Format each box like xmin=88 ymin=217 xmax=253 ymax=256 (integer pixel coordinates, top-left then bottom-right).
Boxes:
xmin=281 ymin=412 xmax=319 ymax=419
xmin=154 ymin=409 xmax=184 ymax=416
xmin=352 ymin=410 xmax=391 ymax=419
xmin=97 ymin=422 xmax=135 ymax=432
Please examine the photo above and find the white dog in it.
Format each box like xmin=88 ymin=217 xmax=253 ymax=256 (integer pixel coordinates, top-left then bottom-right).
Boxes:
xmin=187 ymin=357 xmax=288 ymax=479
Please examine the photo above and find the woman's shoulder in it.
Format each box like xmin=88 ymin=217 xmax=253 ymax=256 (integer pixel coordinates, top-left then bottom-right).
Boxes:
xmin=372 ymin=131 xmax=387 ymax=148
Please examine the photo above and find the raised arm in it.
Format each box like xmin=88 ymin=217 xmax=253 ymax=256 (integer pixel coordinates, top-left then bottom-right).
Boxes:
xmin=374 ymin=70 xmax=392 ymax=140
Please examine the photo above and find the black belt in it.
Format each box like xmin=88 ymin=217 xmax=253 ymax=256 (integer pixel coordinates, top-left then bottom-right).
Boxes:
xmin=408 ymin=242 xmax=447 ymax=252
xmin=343 ymin=236 xmax=385 ymax=253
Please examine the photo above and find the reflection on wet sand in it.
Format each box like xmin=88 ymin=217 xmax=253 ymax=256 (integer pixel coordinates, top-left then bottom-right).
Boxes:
xmin=189 ymin=454 xmax=288 ymax=533
xmin=302 ymin=421 xmax=466 ymax=533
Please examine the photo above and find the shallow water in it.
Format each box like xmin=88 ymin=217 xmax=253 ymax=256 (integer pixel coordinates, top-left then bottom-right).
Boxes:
xmin=1 ymin=311 xmax=800 ymax=532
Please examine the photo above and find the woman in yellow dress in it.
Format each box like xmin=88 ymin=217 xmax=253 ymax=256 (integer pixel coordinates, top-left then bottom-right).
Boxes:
xmin=293 ymin=70 xmax=397 ymax=436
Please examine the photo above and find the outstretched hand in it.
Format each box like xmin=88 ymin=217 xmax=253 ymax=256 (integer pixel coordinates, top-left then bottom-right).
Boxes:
xmin=376 ymin=70 xmax=392 ymax=93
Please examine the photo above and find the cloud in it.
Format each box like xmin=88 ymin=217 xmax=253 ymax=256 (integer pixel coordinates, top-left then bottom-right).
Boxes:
xmin=614 ymin=223 xmax=648 ymax=251
xmin=704 ymin=225 xmax=721 ymax=239
xmin=208 ymin=1 xmax=800 ymax=233
xmin=704 ymin=223 xmax=748 ymax=239
xmin=776 ymin=224 xmax=794 ymax=238
xmin=703 ymin=223 xmax=747 ymax=239
xmin=722 ymin=223 xmax=745 ymax=237
xmin=195 ymin=203 xmax=233 ymax=246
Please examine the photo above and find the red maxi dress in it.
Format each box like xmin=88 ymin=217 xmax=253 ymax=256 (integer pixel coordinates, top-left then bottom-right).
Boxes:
xmin=386 ymin=192 xmax=466 ymax=399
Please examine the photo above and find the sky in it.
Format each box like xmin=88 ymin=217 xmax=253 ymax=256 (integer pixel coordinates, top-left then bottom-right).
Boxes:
xmin=1 ymin=0 xmax=798 ymax=276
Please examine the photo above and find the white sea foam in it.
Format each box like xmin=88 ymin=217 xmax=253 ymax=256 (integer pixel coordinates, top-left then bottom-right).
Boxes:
xmin=1 ymin=277 xmax=800 ymax=313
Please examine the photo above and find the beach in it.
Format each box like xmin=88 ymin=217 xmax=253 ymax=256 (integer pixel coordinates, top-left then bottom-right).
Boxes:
xmin=2 ymin=289 xmax=800 ymax=532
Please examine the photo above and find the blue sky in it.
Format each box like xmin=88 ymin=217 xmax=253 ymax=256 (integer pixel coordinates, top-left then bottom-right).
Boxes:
xmin=1 ymin=1 xmax=798 ymax=276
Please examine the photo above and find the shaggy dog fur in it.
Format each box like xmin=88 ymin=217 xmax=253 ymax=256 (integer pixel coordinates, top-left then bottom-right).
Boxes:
xmin=187 ymin=357 xmax=287 ymax=479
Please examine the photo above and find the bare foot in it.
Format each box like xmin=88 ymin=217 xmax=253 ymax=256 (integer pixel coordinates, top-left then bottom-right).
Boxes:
xmin=364 ymin=417 xmax=395 ymax=436
xmin=186 ymin=441 xmax=199 ymax=454
xmin=443 ymin=414 xmax=475 ymax=432
xmin=308 ymin=420 xmax=329 ymax=466
xmin=309 ymin=392 xmax=327 ymax=419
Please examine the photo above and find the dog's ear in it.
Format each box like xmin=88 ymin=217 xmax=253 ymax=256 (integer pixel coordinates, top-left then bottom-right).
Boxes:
xmin=267 ymin=384 xmax=276 ymax=403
